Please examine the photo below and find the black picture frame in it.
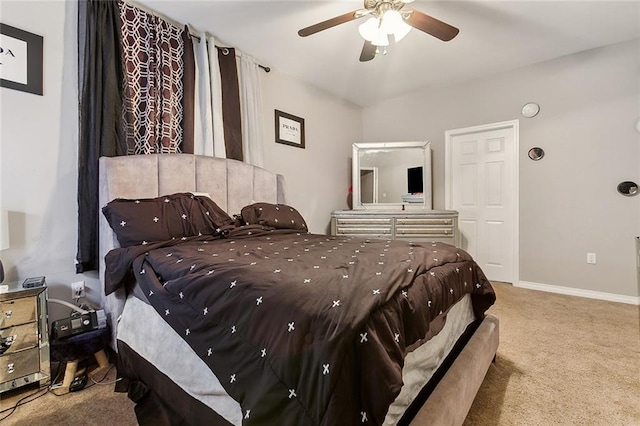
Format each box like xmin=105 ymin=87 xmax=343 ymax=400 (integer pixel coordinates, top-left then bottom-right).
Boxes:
xmin=0 ymin=23 xmax=43 ymax=96
xmin=275 ymin=110 xmax=305 ymax=149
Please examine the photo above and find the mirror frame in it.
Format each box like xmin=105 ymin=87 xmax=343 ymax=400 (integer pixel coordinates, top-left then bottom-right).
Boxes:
xmin=352 ymin=141 xmax=432 ymax=210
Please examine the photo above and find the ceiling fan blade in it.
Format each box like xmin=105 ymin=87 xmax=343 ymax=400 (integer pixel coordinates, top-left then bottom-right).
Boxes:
xmin=406 ymin=9 xmax=459 ymax=41
xmin=298 ymin=11 xmax=359 ymax=37
xmin=359 ymin=40 xmax=376 ymax=62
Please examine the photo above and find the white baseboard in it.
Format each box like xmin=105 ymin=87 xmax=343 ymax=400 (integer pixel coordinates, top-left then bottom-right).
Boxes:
xmin=516 ymin=281 xmax=640 ymax=305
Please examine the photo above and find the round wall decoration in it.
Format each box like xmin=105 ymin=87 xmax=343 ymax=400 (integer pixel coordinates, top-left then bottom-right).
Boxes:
xmin=617 ymin=181 xmax=638 ymax=197
xmin=521 ymin=102 xmax=540 ymax=118
xmin=528 ymin=147 xmax=545 ymax=161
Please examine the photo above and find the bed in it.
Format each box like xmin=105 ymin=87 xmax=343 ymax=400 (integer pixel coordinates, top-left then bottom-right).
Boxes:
xmin=98 ymin=154 xmax=499 ymax=426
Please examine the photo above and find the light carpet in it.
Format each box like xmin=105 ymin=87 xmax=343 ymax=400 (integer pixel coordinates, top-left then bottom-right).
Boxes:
xmin=464 ymin=282 xmax=640 ymax=425
xmin=1 ymin=282 xmax=638 ymax=425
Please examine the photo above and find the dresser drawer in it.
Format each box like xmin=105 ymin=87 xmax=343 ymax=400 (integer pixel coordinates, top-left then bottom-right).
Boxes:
xmin=396 ymin=217 xmax=453 ymax=226
xmin=0 ymin=297 xmax=37 ymax=328
xmin=0 ymin=347 xmax=40 ymax=383
xmin=395 ymin=227 xmax=454 ymax=237
xmin=336 ymin=217 xmax=392 ymax=226
xmin=335 ymin=217 xmax=393 ymax=237
xmin=401 ymin=236 xmax=457 ymax=246
xmin=335 ymin=226 xmax=392 ymax=236
xmin=0 ymin=323 xmax=38 ymax=355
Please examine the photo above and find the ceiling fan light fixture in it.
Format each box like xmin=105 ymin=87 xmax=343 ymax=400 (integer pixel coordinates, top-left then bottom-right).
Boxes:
xmin=371 ymin=31 xmax=389 ymax=46
xmin=380 ymin=10 xmax=403 ymax=33
xmin=358 ymin=17 xmax=380 ymax=42
xmin=392 ymin=19 xmax=412 ymax=42
xmin=359 ymin=16 xmax=389 ymax=46
xmin=298 ymin=1 xmax=459 ymax=61
xmin=377 ymin=9 xmax=412 ymax=43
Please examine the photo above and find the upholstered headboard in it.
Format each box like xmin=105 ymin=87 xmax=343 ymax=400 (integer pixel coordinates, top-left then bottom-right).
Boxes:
xmin=98 ymin=154 xmax=287 ymax=349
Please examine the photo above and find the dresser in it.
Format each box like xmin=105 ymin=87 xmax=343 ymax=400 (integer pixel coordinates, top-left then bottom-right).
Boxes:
xmin=331 ymin=210 xmax=460 ymax=247
xmin=0 ymin=281 xmax=50 ymax=393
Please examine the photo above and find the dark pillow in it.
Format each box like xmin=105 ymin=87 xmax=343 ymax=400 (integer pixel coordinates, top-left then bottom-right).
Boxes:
xmin=241 ymin=203 xmax=308 ymax=231
xmin=103 ymin=193 xmax=234 ymax=247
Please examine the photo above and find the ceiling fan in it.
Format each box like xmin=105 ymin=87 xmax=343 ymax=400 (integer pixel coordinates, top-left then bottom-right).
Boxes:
xmin=298 ymin=0 xmax=459 ymax=62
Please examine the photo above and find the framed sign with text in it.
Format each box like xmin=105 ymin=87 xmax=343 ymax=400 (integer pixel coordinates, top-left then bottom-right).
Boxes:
xmin=275 ymin=110 xmax=305 ymax=149
xmin=0 ymin=23 xmax=43 ymax=96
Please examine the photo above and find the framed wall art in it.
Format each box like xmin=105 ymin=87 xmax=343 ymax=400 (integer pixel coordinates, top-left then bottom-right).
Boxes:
xmin=275 ymin=109 xmax=305 ymax=149
xmin=0 ymin=23 xmax=43 ymax=96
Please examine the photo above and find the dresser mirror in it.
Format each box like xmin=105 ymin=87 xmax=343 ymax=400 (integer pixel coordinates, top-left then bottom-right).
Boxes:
xmin=352 ymin=141 xmax=432 ymax=210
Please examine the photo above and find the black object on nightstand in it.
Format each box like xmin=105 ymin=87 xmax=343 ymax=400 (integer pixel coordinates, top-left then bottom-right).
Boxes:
xmin=22 ymin=276 xmax=45 ymax=289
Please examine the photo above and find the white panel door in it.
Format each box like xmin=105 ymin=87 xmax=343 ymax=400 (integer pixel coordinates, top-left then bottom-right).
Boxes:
xmin=446 ymin=122 xmax=518 ymax=283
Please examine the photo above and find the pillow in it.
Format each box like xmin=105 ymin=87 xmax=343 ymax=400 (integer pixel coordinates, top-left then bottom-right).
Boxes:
xmin=190 ymin=191 xmax=211 ymax=198
xmin=241 ymin=203 xmax=308 ymax=231
xmin=103 ymin=193 xmax=234 ymax=247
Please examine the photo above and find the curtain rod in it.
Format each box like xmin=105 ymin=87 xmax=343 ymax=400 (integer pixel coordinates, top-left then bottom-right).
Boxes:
xmin=188 ymin=33 xmax=270 ymax=73
xmin=124 ymin=1 xmax=270 ymax=73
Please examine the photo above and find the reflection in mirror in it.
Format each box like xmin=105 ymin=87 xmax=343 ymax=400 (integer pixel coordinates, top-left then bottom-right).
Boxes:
xmin=352 ymin=141 xmax=432 ymax=210
xmin=617 ymin=181 xmax=638 ymax=197
xmin=359 ymin=167 xmax=378 ymax=203
xmin=528 ymin=147 xmax=544 ymax=161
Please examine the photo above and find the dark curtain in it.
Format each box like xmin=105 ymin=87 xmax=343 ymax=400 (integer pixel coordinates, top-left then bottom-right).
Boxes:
xmin=181 ymin=26 xmax=195 ymax=154
xmin=217 ymin=47 xmax=243 ymax=161
xmin=76 ymin=0 xmax=126 ymax=273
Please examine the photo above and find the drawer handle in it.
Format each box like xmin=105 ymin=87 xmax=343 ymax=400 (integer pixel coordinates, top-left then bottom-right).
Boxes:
xmin=0 ymin=334 xmax=16 ymax=355
xmin=7 ymin=363 xmax=15 ymax=374
xmin=1 ymin=335 xmax=16 ymax=345
xmin=4 ymin=310 xmax=12 ymax=319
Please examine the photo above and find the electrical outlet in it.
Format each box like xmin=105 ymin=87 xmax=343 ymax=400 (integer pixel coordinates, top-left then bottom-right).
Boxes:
xmin=71 ymin=281 xmax=85 ymax=299
xmin=586 ymin=253 xmax=596 ymax=264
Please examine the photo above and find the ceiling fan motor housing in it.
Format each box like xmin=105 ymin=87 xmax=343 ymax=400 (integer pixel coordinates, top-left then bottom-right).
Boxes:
xmin=364 ymin=0 xmax=379 ymax=10
xmin=364 ymin=0 xmax=406 ymax=15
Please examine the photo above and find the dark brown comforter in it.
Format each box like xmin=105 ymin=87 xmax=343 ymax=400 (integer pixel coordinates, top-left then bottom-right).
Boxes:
xmin=105 ymin=227 xmax=495 ymax=426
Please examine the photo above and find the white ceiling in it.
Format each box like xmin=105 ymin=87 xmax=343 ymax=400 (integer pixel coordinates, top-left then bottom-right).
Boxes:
xmin=136 ymin=1 xmax=640 ymax=106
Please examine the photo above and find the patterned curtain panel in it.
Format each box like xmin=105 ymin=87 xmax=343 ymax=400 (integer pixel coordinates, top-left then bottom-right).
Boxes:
xmin=120 ymin=2 xmax=185 ymax=154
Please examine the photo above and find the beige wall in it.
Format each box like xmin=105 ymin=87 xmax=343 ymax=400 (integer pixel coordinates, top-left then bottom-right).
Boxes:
xmin=0 ymin=0 xmax=81 ymax=320
xmin=260 ymin=69 xmax=361 ymax=234
xmin=362 ymin=39 xmax=640 ymax=298
xmin=1 ymin=0 xmax=636 ymax=317
xmin=0 ymin=1 xmax=362 ymax=321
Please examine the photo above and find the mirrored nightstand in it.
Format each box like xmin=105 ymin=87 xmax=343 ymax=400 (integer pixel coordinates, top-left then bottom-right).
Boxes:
xmin=0 ymin=280 xmax=50 ymax=393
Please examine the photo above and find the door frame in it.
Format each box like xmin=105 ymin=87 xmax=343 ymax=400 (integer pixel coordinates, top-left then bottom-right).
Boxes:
xmin=444 ymin=120 xmax=520 ymax=285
